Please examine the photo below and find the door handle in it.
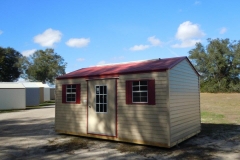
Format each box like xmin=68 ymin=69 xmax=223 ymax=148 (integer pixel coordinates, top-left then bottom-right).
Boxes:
xmin=88 ymin=105 xmax=91 ymax=108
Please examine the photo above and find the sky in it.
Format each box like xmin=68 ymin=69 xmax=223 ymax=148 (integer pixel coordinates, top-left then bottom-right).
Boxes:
xmin=0 ymin=0 xmax=240 ymax=73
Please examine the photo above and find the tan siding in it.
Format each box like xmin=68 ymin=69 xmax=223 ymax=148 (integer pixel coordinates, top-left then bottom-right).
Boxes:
xmin=56 ymin=71 xmax=170 ymax=146
xmin=169 ymin=59 xmax=200 ymax=145
xmin=117 ymin=72 xmax=169 ymax=144
xmin=55 ymin=79 xmax=87 ymax=134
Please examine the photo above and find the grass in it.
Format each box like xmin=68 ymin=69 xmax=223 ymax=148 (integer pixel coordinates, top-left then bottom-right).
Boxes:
xmin=42 ymin=137 xmax=91 ymax=153
xmin=0 ymin=110 xmax=21 ymax=114
xmin=201 ymin=111 xmax=225 ymax=123
xmin=200 ymin=93 xmax=240 ymax=124
xmin=0 ymin=100 xmax=55 ymax=113
xmin=39 ymin=100 xmax=55 ymax=106
xmin=116 ymin=93 xmax=240 ymax=158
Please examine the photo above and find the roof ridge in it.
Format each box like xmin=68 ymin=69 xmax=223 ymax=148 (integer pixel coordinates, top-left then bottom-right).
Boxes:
xmin=92 ymin=58 xmax=160 ymax=67
xmin=57 ymin=56 xmax=191 ymax=79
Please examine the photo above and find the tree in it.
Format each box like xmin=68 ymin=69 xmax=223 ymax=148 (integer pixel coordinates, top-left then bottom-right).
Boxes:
xmin=23 ymin=48 xmax=67 ymax=84
xmin=0 ymin=47 xmax=23 ymax=82
xmin=189 ymin=38 xmax=240 ymax=92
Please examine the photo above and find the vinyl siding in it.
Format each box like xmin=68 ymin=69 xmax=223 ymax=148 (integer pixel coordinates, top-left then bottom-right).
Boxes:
xmin=168 ymin=59 xmax=200 ymax=145
xmin=26 ymin=88 xmax=40 ymax=106
xmin=55 ymin=79 xmax=87 ymax=134
xmin=55 ymin=71 xmax=169 ymax=146
xmin=117 ymin=72 xmax=169 ymax=144
xmin=0 ymin=89 xmax=26 ymax=110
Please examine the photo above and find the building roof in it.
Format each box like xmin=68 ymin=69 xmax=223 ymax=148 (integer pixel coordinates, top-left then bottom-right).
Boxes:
xmin=57 ymin=56 xmax=198 ymax=79
xmin=0 ymin=83 xmax=25 ymax=89
xmin=34 ymin=82 xmax=50 ymax=88
xmin=21 ymin=83 xmax=40 ymax=88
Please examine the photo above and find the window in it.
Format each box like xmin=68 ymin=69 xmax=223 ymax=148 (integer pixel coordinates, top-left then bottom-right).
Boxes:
xmin=126 ymin=79 xmax=155 ymax=105
xmin=95 ymin=85 xmax=107 ymax=113
xmin=62 ymin=84 xmax=81 ymax=104
xmin=132 ymin=81 xmax=148 ymax=103
xmin=66 ymin=85 xmax=76 ymax=102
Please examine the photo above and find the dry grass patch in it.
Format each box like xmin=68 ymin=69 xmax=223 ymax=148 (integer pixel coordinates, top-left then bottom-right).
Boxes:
xmin=42 ymin=137 xmax=93 ymax=153
xmin=201 ymin=93 xmax=240 ymax=124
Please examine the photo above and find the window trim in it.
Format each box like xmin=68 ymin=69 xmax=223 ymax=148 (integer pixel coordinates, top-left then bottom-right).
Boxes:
xmin=126 ymin=79 xmax=155 ymax=105
xmin=132 ymin=81 xmax=148 ymax=103
xmin=95 ymin=85 xmax=108 ymax=113
xmin=62 ymin=84 xmax=81 ymax=104
xmin=66 ymin=84 xmax=77 ymax=103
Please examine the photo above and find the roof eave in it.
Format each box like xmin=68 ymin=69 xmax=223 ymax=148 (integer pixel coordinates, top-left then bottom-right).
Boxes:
xmin=56 ymin=68 xmax=168 ymax=80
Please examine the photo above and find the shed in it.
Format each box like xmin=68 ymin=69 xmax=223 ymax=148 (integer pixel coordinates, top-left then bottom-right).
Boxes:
xmin=21 ymin=83 xmax=40 ymax=106
xmin=0 ymin=83 xmax=26 ymax=110
xmin=42 ymin=84 xmax=50 ymax=101
xmin=55 ymin=56 xmax=200 ymax=148
xmin=50 ymin=88 xmax=55 ymax=100
xmin=35 ymin=83 xmax=51 ymax=102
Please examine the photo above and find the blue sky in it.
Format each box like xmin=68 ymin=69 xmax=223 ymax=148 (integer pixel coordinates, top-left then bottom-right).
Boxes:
xmin=0 ymin=0 xmax=239 ymax=73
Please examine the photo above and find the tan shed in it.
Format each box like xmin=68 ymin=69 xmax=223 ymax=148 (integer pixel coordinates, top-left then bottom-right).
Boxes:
xmin=55 ymin=56 xmax=201 ymax=148
xmin=50 ymin=88 xmax=55 ymax=100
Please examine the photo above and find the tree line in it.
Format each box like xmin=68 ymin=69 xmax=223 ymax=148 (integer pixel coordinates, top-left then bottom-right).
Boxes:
xmin=189 ymin=38 xmax=240 ymax=93
xmin=0 ymin=47 xmax=66 ymax=84
xmin=1 ymin=38 xmax=240 ymax=92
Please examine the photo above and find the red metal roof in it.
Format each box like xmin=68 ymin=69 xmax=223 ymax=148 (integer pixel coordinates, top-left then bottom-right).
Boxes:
xmin=57 ymin=56 xmax=197 ymax=79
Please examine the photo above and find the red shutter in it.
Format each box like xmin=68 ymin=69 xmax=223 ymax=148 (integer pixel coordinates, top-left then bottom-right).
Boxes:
xmin=126 ymin=81 xmax=132 ymax=104
xmin=62 ymin=84 xmax=66 ymax=103
xmin=148 ymin=80 xmax=155 ymax=105
xmin=76 ymin=84 xmax=81 ymax=104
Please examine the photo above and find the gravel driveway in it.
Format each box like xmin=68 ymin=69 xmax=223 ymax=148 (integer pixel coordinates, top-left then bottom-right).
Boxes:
xmin=0 ymin=107 xmax=240 ymax=160
xmin=0 ymin=107 xmax=146 ymax=160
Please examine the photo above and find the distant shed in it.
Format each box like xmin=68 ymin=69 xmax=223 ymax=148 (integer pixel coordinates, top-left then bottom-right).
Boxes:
xmin=55 ymin=56 xmax=201 ymax=148
xmin=35 ymin=83 xmax=51 ymax=102
xmin=21 ymin=83 xmax=40 ymax=106
xmin=42 ymin=84 xmax=50 ymax=101
xmin=0 ymin=83 xmax=26 ymax=110
xmin=50 ymin=88 xmax=55 ymax=100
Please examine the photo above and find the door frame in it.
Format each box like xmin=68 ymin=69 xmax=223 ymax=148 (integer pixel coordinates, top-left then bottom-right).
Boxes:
xmin=86 ymin=77 xmax=118 ymax=137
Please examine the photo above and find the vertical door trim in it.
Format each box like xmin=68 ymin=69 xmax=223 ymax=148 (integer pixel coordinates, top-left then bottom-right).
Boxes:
xmin=86 ymin=79 xmax=118 ymax=137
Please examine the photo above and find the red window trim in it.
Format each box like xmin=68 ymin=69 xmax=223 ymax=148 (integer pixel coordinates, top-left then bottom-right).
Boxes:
xmin=62 ymin=84 xmax=81 ymax=104
xmin=126 ymin=79 xmax=155 ymax=105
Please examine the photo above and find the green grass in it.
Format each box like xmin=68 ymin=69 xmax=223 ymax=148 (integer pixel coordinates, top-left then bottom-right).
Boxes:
xmin=0 ymin=110 xmax=21 ymax=113
xmin=0 ymin=100 xmax=55 ymax=113
xmin=201 ymin=111 xmax=227 ymax=123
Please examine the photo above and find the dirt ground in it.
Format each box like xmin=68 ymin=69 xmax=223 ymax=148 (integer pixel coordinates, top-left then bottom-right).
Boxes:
xmin=0 ymin=94 xmax=240 ymax=160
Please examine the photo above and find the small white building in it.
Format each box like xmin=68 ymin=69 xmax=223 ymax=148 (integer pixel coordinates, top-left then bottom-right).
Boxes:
xmin=21 ymin=83 xmax=40 ymax=106
xmin=35 ymin=82 xmax=51 ymax=102
xmin=0 ymin=83 xmax=26 ymax=110
xmin=50 ymin=88 xmax=55 ymax=100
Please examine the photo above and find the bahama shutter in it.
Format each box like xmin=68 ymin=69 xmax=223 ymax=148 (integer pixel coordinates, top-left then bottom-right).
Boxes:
xmin=62 ymin=84 xmax=66 ymax=103
xmin=148 ymin=80 xmax=155 ymax=105
xmin=76 ymin=84 xmax=81 ymax=104
xmin=126 ymin=81 xmax=132 ymax=104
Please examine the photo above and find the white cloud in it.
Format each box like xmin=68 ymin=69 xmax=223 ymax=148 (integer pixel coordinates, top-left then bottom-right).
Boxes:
xmin=22 ymin=49 xmax=37 ymax=57
xmin=129 ymin=45 xmax=150 ymax=51
xmin=0 ymin=30 xmax=3 ymax=35
xmin=172 ymin=21 xmax=205 ymax=48
xmin=220 ymin=27 xmax=227 ymax=34
xmin=76 ymin=58 xmax=85 ymax=62
xmin=148 ymin=36 xmax=162 ymax=46
xmin=172 ymin=39 xmax=201 ymax=48
xmin=66 ymin=38 xmax=90 ymax=48
xmin=34 ymin=28 xmax=62 ymax=47
xmin=97 ymin=60 xmax=106 ymax=65
xmin=175 ymin=21 xmax=205 ymax=40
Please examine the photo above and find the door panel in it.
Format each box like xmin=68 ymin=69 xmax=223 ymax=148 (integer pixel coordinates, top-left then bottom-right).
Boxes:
xmin=88 ymin=79 xmax=116 ymax=136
